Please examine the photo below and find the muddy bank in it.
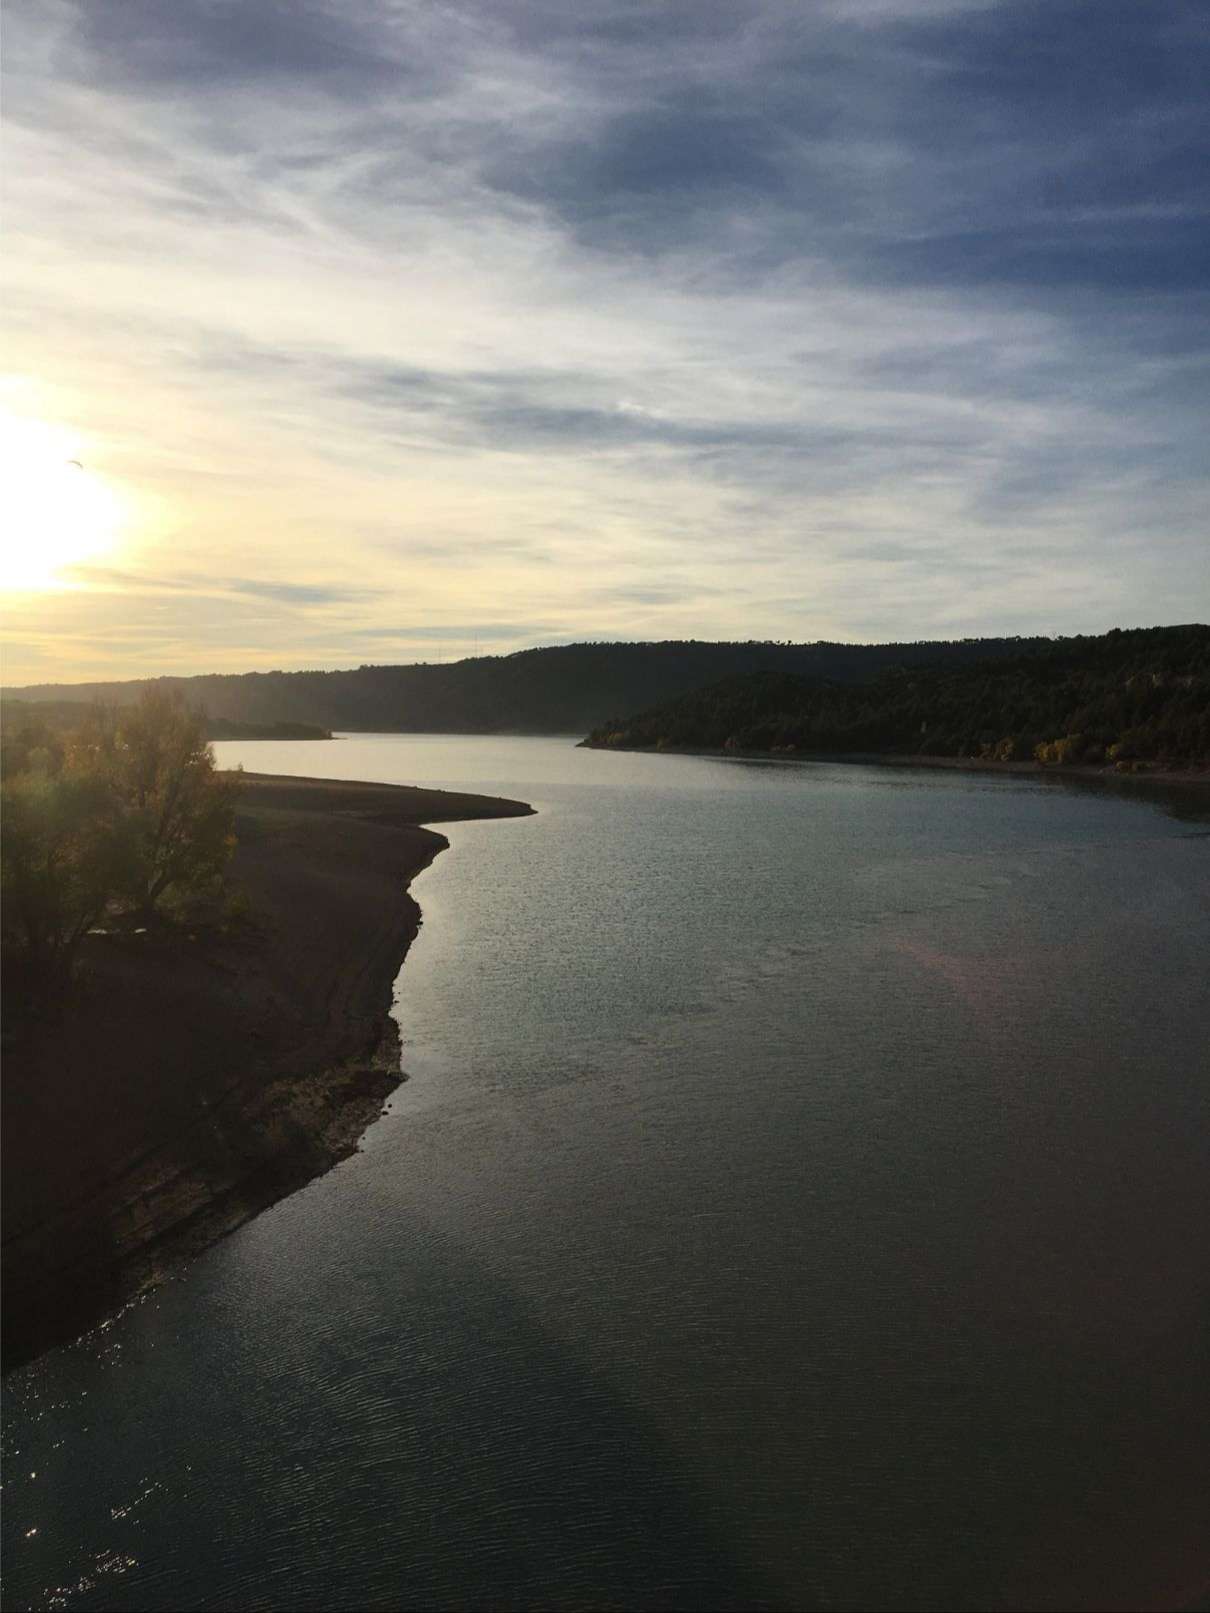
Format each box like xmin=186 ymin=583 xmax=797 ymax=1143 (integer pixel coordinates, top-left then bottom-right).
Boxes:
xmin=1 ymin=772 xmax=532 ymax=1373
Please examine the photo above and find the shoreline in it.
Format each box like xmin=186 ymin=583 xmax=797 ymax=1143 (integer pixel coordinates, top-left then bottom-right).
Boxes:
xmin=580 ymin=740 xmax=1210 ymax=789
xmin=1 ymin=771 xmax=533 ymax=1374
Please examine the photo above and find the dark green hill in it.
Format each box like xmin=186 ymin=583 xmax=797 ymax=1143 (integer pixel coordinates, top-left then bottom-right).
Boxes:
xmin=584 ymin=626 xmax=1210 ymax=768
xmin=4 ymin=636 xmax=1055 ymax=736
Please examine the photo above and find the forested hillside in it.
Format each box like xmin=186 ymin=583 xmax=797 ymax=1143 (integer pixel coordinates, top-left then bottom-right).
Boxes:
xmin=585 ymin=626 xmax=1210 ymax=768
xmin=5 ymin=637 xmax=1048 ymax=735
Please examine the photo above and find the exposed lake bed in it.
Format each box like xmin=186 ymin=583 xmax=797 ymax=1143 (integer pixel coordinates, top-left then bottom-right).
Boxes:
xmin=4 ymin=737 xmax=1208 ymax=1611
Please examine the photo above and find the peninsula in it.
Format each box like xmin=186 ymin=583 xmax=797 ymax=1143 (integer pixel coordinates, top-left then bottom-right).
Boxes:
xmin=1 ymin=771 xmax=532 ymax=1372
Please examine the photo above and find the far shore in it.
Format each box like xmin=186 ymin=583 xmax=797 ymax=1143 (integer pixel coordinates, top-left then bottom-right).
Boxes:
xmin=579 ymin=739 xmax=1210 ymax=789
xmin=1 ymin=771 xmax=532 ymax=1374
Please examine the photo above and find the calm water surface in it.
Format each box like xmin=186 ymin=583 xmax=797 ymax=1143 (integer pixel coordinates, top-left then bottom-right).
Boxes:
xmin=4 ymin=738 xmax=1208 ymax=1611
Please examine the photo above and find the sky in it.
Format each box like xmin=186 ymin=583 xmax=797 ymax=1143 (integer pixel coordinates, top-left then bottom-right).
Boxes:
xmin=2 ymin=0 xmax=1207 ymax=684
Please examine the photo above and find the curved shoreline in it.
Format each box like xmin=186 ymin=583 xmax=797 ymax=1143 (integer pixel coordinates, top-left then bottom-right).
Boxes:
xmin=1 ymin=772 xmax=533 ymax=1374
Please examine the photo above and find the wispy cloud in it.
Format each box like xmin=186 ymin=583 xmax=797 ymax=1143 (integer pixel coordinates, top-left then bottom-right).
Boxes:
xmin=65 ymin=565 xmax=381 ymax=607
xmin=2 ymin=0 xmax=1206 ymax=681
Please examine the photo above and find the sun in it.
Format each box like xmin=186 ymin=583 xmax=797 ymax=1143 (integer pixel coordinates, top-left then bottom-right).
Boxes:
xmin=0 ymin=412 xmax=125 ymax=591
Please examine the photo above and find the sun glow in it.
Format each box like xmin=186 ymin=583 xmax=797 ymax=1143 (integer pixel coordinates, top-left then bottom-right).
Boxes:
xmin=1 ymin=412 xmax=126 ymax=591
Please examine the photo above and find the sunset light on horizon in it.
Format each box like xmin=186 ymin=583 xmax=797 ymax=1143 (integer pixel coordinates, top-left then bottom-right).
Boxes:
xmin=2 ymin=0 xmax=1207 ymax=686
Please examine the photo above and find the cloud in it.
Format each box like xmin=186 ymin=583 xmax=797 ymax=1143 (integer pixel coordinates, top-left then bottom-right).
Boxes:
xmin=67 ymin=565 xmax=380 ymax=608
xmin=66 ymin=0 xmax=465 ymax=105
xmin=1 ymin=0 xmax=1206 ymax=682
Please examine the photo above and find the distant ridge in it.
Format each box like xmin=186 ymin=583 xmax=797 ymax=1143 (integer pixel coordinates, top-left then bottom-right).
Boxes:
xmin=4 ymin=635 xmax=1069 ymax=736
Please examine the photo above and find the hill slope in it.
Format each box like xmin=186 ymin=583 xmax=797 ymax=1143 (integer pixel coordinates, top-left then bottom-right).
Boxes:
xmin=5 ymin=636 xmax=1055 ymax=735
xmin=584 ymin=626 xmax=1210 ymax=767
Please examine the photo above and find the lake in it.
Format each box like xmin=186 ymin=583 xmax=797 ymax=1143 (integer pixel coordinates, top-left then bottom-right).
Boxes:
xmin=3 ymin=737 xmax=1208 ymax=1611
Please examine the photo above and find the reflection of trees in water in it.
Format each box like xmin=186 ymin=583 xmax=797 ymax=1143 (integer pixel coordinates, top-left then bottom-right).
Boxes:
xmin=1042 ymin=770 xmax=1210 ymax=826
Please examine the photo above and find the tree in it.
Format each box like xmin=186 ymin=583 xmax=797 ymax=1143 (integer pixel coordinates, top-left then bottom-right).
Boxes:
xmin=2 ymin=690 xmax=238 ymax=993
xmin=84 ymin=689 xmax=237 ymax=917
xmin=1 ymin=763 xmax=142 ymax=988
